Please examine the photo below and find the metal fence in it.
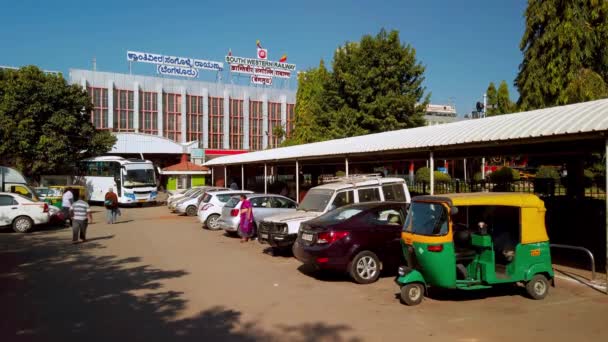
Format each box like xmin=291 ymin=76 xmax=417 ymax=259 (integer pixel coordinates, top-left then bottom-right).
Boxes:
xmin=406 ymin=178 xmax=605 ymax=199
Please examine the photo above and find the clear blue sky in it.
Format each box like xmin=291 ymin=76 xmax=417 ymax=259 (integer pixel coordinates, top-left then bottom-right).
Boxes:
xmin=1 ymin=0 xmax=527 ymax=116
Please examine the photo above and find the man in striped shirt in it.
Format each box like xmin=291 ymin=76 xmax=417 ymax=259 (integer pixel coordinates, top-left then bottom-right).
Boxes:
xmin=70 ymin=199 xmax=92 ymax=244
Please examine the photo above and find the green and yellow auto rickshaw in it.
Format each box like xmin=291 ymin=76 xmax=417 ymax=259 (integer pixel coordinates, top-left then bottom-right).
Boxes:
xmin=396 ymin=193 xmax=554 ymax=305
xmin=45 ymin=185 xmax=88 ymax=208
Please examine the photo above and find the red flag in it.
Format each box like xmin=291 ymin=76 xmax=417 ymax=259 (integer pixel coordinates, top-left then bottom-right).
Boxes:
xmin=279 ymin=54 xmax=287 ymax=63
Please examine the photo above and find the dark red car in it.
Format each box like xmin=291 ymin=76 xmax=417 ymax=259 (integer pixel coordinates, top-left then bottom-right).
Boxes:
xmin=293 ymin=202 xmax=407 ymax=284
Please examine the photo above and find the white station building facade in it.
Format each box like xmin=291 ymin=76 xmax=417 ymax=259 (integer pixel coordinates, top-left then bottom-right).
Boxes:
xmin=68 ymin=68 xmax=297 ymax=167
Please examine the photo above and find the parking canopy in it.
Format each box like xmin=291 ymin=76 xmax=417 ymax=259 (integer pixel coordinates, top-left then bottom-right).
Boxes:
xmin=204 ymin=99 xmax=608 ymax=166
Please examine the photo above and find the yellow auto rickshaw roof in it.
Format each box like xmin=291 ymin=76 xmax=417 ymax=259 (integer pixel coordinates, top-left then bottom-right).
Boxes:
xmin=49 ymin=185 xmax=85 ymax=189
xmin=413 ymin=192 xmax=545 ymax=209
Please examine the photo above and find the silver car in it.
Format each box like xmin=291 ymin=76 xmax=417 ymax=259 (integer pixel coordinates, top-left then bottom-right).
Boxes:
xmin=219 ymin=194 xmax=298 ymax=235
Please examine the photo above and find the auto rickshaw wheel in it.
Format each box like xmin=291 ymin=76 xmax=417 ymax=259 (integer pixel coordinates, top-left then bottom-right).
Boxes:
xmin=400 ymin=283 xmax=424 ymax=306
xmin=525 ymin=274 xmax=549 ymax=300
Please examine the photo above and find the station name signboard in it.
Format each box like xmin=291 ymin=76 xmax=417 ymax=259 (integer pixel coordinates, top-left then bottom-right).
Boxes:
xmin=127 ymin=51 xmax=224 ymax=78
xmin=225 ymin=55 xmax=296 ymax=71
xmin=250 ymin=75 xmax=273 ymax=86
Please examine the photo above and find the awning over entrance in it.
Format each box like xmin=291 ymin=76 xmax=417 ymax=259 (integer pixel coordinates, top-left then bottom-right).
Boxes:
xmin=110 ymin=133 xmax=199 ymax=154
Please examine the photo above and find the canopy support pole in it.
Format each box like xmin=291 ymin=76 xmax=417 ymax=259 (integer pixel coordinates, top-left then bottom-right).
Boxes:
xmin=345 ymin=157 xmax=349 ymax=177
xmin=296 ymin=160 xmax=300 ymax=203
xmin=605 ymin=138 xmax=608 ymax=293
xmin=224 ymin=166 xmax=227 ymax=188
xmin=463 ymin=158 xmax=468 ymax=182
xmin=211 ymin=167 xmax=214 ymax=186
xmin=264 ymin=163 xmax=268 ymax=194
xmin=482 ymin=157 xmax=486 ymax=180
xmin=430 ymin=151 xmax=434 ymax=195
xmin=241 ymin=164 xmax=244 ymax=190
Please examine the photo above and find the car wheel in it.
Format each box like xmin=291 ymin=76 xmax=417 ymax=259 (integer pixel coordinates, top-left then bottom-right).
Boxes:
xmin=349 ymin=251 xmax=381 ymax=284
xmin=400 ymin=283 xmax=424 ymax=306
xmin=13 ymin=216 xmax=34 ymax=233
xmin=205 ymin=214 xmax=221 ymax=230
xmin=526 ymin=274 xmax=549 ymax=300
xmin=186 ymin=205 xmax=197 ymax=217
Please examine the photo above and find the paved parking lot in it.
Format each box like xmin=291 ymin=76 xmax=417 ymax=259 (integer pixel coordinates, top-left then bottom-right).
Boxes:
xmin=1 ymin=206 xmax=607 ymax=342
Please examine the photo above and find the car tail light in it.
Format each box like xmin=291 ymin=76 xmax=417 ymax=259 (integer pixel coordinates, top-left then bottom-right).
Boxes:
xmin=43 ymin=203 xmax=49 ymax=213
xmin=200 ymin=203 xmax=213 ymax=211
xmin=427 ymin=244 xmax=443 ymax=252
xmin=316 ymin=231 xmax=349 ymax=244
xmin=316 ymin=257 xmax=329 ymax=263
xmin=230 ymin=209 xmax=239 ymax=217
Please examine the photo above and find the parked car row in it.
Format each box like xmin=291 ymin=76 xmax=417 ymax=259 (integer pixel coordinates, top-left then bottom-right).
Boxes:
xmin=0 ymin=192 xmax=51 ymax=232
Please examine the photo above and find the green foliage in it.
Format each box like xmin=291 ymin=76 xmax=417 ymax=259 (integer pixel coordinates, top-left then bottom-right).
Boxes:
xmin=486 ymin=82 xmax=498 ymax=115
xmin=489 ymin=167 xmax=520 ymax=182
xmin=536 ymin=166 xmax=560 ymax=180
xmin=335 ymin=171 xmax=346 ymax=177
xmin=516 ymin=1 xmax=608 ymax=110
xmin=473 ymin=172 xmax=485 ymax=182
xmin=286 ymin=29 xmax=429 ymax=145
xmin=0 ymin=66 xmax=116 ymax=179
xmin=414 ymin=167 xmax=451 ymax=183
xmin=486 ymin=80 xmax=513 ymax=116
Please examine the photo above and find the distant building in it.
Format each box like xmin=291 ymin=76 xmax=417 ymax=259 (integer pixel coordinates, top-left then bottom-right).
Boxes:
xmin=424 ymin=104 xmax=457 ymax=125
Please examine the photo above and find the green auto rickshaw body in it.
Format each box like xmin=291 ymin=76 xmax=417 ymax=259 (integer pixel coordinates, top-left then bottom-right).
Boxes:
xmin=397 ymin=193 xmax=554 ymax=301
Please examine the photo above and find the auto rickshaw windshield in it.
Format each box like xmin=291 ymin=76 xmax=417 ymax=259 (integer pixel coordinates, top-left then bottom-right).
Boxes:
xmin=403 ymin=202 xmax=449 ymax=236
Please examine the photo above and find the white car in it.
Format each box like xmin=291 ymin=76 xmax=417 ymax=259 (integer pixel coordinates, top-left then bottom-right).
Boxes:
xmin=198 ymin=190 xmax=253 ymax=230
xmin=167 ymin=187 xmax=204 ymax=207
xmin=0 ymin=192 xmax=50 ymax=233
xmin=174 ymin=187 xmax=228 ymax=216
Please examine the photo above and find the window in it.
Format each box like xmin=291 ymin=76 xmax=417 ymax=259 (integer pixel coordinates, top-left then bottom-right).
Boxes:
xmin=79 ymin=161 xmax=121 ymax=178
xmin=229 ymin=99 xmax=244 ymax=150
xmin=187 ymin=95 xmax=204 ymax=142
xmin=140 ymin=91 xmax=158 ymax=134
xmin=299 ymin=188 xmax=334 ymax=212
xmin=382 ymin=184 xmax=406 ymax=202
xmin=250 ymin=197 xmax=270 ymax=208
xmin=358 ymin=188 xmax=381 ymax=203
xmin=404 ymin=202 xmax=448 ymax=236
xmin=286 ymin=103 xmax=295 ymax=138
xmin=114 ymin=89 xmax=134 ymax=131
xmin=0 ymin=195 xmax=16 ymax=206
xmin=209 ymin=97 xmax=224 ymax=149
xmin=249 ymin=100 xmax=263 ymax=150
xmin=373 ymin=208 xmax=405 ymax=226
xmin=330 ymin=190 xmax=355 ymax=210
xmin=87 ymin=87 xmax=109 ymax=129
xmin=271 ymin=196 xmax=297 ymax=209
xmin=164 ymin=93 xmax=182 ymax=141
xmin=217 ymin=194 xmax=234 ymax=202
xmin=268 ymin=102 xmax=282 ymax=148
xmin=318 ymin=206 xmax=364 ymax=224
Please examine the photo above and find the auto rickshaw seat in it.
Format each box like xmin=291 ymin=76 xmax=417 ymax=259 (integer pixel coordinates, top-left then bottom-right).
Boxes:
xmin=454 ymin=229 xmax=477 ymax=261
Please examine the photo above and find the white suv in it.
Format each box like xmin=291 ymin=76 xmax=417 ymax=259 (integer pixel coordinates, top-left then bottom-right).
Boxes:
xmin=198 ymin=189 xmax=253 ymax=230
xmin=257 ymin=176 xmax=410 ymax=250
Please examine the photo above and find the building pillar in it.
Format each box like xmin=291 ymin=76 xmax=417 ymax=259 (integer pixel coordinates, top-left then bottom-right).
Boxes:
xmin=345 ymin=157 xmax=349 ymax=177
xmin=243 ymin=92 xmax=250 ymax=150
xmin=202 ymin=88 xmax=209 ymax=148
xmin=262 ymin=94 xmax=269 ymax=149
xmin=157 ymin=84 xmax=164 ymax=138
xmin=107 ymin=80 xmax=114 ymax=130
xmin=80 ymin=78 xmax=87 ymax=90
xmin=241 ymin=164 xmax=245 ymax=190
xmin=280 ymin=95 xmax=287 ymax=142
xmin=133 ymin=82 xmax=140 ymax=132
xmin=463 ymin=158 xmax=468 ymax=182
xmin=181 ymin=87 xmax=187 ymax=143
xmin=223 ymin=89 xmax=230 ymax=149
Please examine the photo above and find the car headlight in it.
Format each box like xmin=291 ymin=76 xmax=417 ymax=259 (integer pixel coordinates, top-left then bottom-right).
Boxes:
xmin=279 ymin=224 xmax=288 ymax=234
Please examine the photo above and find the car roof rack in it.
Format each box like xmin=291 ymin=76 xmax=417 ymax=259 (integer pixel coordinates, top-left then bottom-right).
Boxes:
xmin=321 ymin=173 xmax=384 ymax=185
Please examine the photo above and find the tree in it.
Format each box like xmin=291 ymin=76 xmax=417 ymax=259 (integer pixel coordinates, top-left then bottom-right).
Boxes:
xmin=516 ymin=0 xmax=608 ymax=110
xmin=0 ymin=66 xmax=116 ymax=179
xmin=326 ymin=29 xmax=428 ymax=136
xmin=559 ymin=68 xmax=608 ymax=105
xmin=486 ymin=82 xmax=498 ymax=116
xmin=286 ymin=29 xmax=429 ymax=144
xmin=496 ymin=80 xmax=513 ymax=114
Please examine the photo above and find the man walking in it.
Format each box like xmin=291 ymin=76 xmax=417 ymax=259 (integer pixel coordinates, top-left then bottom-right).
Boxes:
xmin=61 ymin=187 xmax=74 ymax=227
xmin=104 ymin=187 xmax=119 ymax=224
xmin=70 ymin=198 xmax=92 ymax=244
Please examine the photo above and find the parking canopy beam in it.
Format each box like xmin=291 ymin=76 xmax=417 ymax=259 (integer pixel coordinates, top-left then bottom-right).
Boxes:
xmin=430 ymin=151 xmax=434 ymax=195
xmin=264 ymin=163 xmax=268 ymax=194
xmin=296 ymin=160 xmax=300 ymax=203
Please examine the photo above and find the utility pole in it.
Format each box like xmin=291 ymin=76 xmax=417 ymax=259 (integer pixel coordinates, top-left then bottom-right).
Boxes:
xmin=483 ymin=93 xmax=487 ymax=118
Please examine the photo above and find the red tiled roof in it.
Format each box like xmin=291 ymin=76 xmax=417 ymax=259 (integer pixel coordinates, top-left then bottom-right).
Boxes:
xmin=162 ymin=154 xmax=209 ymax=172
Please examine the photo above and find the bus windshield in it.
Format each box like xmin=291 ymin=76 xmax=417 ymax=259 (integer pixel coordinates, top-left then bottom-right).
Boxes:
xmin=124 ymin=164 xmax=156 ymax=188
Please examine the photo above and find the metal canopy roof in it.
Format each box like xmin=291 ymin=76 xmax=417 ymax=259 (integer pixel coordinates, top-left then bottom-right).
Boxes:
xmin=205 ymin=99 xmax=608 ymax=166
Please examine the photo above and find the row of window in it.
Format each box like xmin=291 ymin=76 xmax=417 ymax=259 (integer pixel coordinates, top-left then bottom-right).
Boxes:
xmin=87 ymin=87 xmax=295 ymax=150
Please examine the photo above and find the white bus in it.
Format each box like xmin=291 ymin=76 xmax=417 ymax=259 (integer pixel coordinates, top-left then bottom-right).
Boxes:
xmin=78 ymin=156 xmax=158 ymax=205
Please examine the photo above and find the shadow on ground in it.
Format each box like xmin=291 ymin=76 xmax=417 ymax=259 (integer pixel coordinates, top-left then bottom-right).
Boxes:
xmin=0 ymin=229 xmax=360 ymax=342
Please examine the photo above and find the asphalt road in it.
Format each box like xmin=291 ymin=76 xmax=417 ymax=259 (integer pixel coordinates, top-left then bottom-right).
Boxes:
xmin=1 ymin=206 xmax=607 ymax=342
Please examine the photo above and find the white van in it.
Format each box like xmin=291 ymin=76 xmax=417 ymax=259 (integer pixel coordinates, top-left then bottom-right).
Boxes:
xmin=257 ymin=175 xmax=410 ymax=250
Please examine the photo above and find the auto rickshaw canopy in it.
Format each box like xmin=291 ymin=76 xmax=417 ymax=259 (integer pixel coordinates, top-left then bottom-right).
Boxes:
xmin=412 ymin=193 xmax=548 ymax=244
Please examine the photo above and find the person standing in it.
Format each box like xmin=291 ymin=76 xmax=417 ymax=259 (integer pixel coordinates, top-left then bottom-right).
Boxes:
xmin=238 ymin=194 xmax=254 ymax=242
xmin=104 ymin=188 xmax=119 ymax=224
xmin=61 ymin=187 xmax=74 ymax=227
xmin=70 ymin=198 xmax=92 ymax=244
xmin=230 ymin=180 xmax=239 ymax=190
